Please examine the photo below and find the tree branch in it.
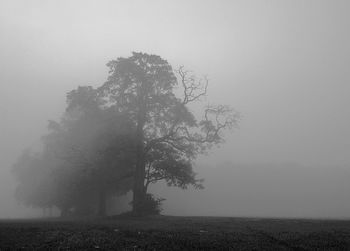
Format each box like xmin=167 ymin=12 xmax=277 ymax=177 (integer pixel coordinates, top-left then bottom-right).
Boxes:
xmin=177 ymin=66 xmax=208 ymax=104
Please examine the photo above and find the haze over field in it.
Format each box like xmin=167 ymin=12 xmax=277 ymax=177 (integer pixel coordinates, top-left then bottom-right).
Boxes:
xmin=1 ymin=0 xmax=350 ymax=218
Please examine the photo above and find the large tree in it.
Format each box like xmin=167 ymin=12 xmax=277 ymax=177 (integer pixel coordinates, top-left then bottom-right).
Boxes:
xmin=100 ymin=52 xmax=238 ymax=215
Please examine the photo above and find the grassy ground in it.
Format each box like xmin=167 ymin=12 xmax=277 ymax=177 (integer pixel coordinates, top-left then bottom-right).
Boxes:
xmin=1 ymin=215 xmax=350 ymax=250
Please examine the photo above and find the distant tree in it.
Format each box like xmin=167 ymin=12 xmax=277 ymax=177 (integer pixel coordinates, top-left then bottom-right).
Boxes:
xmin=12 ymin=150 xmax=55 ymax=211
xmin=100 ymin=52 xmax=239 ymax=215
xmin=46 ymin=86 xmax=136 ymax=216
xmin=13 ymin=86 xmax=136 ymax=217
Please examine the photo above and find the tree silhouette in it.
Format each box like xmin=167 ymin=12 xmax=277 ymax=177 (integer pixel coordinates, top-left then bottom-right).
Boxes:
xmin=100 ymin=52 xmax=239 ymax=215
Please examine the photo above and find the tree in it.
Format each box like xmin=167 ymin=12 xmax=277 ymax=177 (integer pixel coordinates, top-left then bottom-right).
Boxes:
xmin=12 ymin=150 xmax=56 ymax=211
xmin=62 ymin=86 xmax=136 ymax=216
xmin=48 ymin=86 xmax=136 ymax=216
xmin=100 ymin=52 xmax=239 ymax=215
xmin=13 ymin=86 xmax=136 ymax=217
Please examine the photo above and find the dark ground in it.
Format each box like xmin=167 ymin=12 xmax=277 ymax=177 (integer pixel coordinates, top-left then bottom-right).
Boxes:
xmin=1 ymin=215 xmax=350 ymax=250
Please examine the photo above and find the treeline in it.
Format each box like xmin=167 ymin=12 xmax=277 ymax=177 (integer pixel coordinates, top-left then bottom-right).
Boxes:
xmin=12 ymin=52 xmax=238 ymax=217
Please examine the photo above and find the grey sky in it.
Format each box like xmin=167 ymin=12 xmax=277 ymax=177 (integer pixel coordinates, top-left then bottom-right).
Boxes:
xmin=1 ymin=0 xmax=349 ymax=218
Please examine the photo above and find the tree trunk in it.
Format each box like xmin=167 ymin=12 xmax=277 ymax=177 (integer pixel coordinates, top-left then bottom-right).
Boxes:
xmin=98 ymin=189 xmax=107 ymax=217
xmin=132 ymin=127 xmax=146 ymax=215
xmin=133 ymin=156 xmax=146 ymax=215
xmin=132 ymin=95 xmax=147 ymax=215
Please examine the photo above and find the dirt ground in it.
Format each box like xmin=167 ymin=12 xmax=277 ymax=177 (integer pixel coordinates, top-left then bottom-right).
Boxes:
xmin=1 ymin=215 xmax=350 ymax=250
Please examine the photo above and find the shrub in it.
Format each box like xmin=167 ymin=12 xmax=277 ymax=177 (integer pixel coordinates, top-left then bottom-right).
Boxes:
xmin=130 ymin=193 xmax=165 ymax=216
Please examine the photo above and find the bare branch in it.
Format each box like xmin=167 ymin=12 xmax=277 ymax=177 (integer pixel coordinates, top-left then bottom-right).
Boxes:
xmin=176 ymin=66 xmax=208 ymax=104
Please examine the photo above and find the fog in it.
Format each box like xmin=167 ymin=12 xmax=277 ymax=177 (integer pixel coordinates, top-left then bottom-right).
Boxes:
xmin=1 ymin=0 xmax=350 ymax=218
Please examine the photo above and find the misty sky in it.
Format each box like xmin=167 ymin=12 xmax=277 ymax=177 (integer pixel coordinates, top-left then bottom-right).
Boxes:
xmin=1 ymin=0 xmax=350 ymax=218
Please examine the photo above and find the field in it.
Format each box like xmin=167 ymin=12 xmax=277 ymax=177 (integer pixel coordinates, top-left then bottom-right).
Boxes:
xmin=1 ymin=216 xmax=350 ymax=250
